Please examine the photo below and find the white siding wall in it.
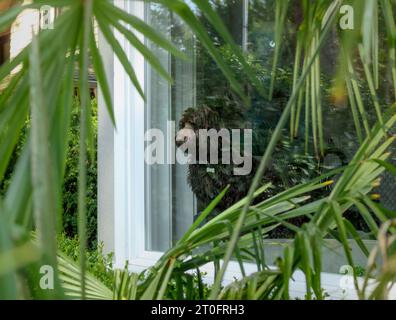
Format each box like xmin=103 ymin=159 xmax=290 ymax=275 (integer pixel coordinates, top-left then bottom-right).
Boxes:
xmin=9 ymin=3 xmax=98 ymax=60
xmin=10 ymin=7 xmax=40 ymax=59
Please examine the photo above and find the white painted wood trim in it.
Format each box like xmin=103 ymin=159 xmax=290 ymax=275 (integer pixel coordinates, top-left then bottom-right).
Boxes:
xmin=113 ymin=0 xmax=146 ymax=268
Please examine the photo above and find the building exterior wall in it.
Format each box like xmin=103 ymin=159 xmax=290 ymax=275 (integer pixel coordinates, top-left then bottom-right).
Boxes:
xmin=2 ymin=2 xmax=98 ymax=60
xmin=10 ymin=7 xmax=40 ymax=59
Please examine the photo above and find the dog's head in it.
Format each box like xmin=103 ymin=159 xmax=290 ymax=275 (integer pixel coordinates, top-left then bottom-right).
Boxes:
xmin=176 ymin=105 xmax=220 ymax=147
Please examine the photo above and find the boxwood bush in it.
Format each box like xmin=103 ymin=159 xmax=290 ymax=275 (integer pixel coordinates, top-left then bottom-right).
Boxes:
xmin=62 ymin=98 xmax=98 ymax=249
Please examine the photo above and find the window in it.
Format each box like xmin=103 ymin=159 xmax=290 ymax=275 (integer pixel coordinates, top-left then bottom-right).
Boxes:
xmin=142 ymin=1 xmax=307 ymax=251
xmin=143 ymin=1 xmax=262 ymax=252
xmin=110 ymin=0 xmax=289 ymax=279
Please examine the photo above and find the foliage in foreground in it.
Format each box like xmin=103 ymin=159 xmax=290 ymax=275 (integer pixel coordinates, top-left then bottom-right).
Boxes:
xmin=0 ymin=0 xmax=396 ymax=300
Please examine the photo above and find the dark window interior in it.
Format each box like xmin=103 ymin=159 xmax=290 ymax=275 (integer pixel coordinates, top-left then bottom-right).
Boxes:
xmin=0 ymin=32 xmax=10 ymax=65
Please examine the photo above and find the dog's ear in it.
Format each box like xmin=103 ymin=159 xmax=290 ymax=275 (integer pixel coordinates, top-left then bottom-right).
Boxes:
xmin=179 ymin=107 xmax=196 ymax=130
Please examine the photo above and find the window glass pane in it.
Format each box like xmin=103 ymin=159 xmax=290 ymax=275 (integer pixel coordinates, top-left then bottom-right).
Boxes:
xmin=145 ymin=4 xmax=196 ymax=251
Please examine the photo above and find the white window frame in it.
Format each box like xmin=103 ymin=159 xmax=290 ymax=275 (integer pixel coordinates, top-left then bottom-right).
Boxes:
xmin=113 ymin=0 xmax=152 ymax=271
xmin=105 ymin=0 xmax=388 ymax=299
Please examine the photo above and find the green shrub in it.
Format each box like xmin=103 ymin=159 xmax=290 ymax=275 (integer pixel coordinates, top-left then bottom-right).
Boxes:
xmin=62 ymin=98 xmax=98 ymax=249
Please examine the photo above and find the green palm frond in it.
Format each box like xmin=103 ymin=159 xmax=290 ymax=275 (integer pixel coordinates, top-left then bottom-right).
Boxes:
xmin=0 ymin=0 xmax=395 ymax=301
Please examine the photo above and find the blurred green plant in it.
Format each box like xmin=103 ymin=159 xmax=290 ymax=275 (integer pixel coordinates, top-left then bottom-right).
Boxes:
xmin=0 ymin=0 xmax=396 ymax=301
